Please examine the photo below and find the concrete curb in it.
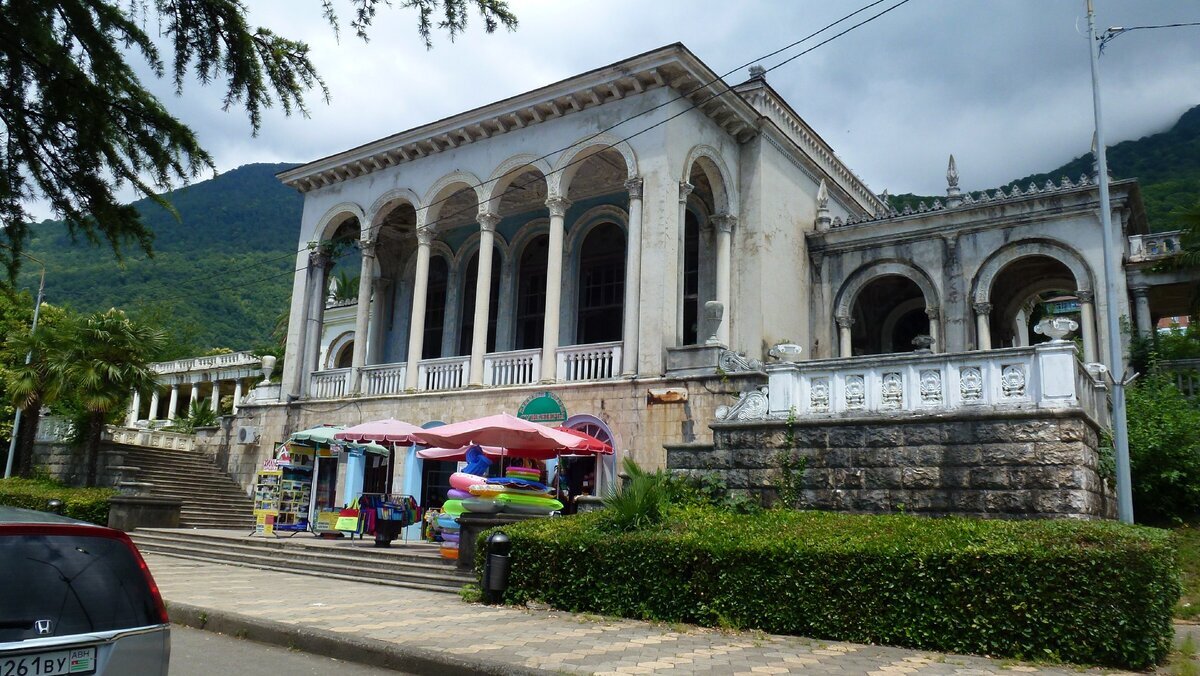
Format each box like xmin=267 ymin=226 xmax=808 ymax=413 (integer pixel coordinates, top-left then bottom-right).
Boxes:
xmin=168 ymin=600 xmax=547 ymax=676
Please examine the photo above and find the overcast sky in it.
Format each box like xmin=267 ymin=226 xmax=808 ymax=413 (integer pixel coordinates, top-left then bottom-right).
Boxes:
xmin=30 ymin=0 xmax=1200 ymax=218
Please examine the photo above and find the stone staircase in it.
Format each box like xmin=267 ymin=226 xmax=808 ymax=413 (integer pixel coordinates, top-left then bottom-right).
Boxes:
xmin=131 ymin=529 xmax=474 ymax=593
xmin=112 ymin=444 xmax=255 ymax=530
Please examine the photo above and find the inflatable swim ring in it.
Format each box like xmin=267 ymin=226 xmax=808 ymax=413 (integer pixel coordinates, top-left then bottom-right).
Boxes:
xmin=505 ymin=466 xmax=540 ymax=480
xmin=436 ymin=514 xmax=460 ymax=530
xmin=466 ymin=484 xmax=507 ymax=498
xmin=486 ymin=476 xmax=552 ymax=492
xmin=450 ymin=472 xmax=488 ymax=492
xmin=439 ymin=545 xmax=459 ymax=560
xmin=446 ymin=488 xmax=472 ymax=500
xmin=442 ymin=499 xmax=466 ymax=516
xmin=461 ymin=498 xmax=503 ymax=513
xmin=502 ymin=501 xmax=562 ymax=515
xmin=441 ymin=531 xmax=460 ymax=543
xmin=495 ymin=493 xmax=563 ymax=510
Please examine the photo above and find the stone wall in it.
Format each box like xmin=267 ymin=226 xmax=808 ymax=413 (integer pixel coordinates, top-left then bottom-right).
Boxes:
xmin=32 ymin=440 xmax=123 ymax=488
xmin=667 ymin=409 xmax=1116 ymax=519
xmin=200 ymin=372 xmax=760 ymax=494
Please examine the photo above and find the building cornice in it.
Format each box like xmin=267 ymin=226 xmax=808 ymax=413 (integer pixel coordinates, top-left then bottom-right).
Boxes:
xmin=277 ymin=44 xmax=762 ymax=193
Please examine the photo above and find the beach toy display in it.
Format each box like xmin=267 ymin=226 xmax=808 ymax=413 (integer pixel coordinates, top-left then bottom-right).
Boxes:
xmin=438 ymin=446 xmax=491 ymax=560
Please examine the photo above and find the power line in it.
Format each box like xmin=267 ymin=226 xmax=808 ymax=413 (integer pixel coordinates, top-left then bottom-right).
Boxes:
xmin=127 ymin=0 xmax=914 ymax=307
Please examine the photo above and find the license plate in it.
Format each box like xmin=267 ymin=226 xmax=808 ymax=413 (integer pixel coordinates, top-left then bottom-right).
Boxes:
xmin=0 ymin=647 xmax=96 ymax=676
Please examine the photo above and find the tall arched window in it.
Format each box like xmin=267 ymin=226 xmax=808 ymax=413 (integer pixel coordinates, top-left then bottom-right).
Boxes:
xmin=682 ymin=211 xmax=700 ymax=345
xmin=516 ymin=235 xmax=549 ymax=350
xmin=422 ymin=256 xmax=449 ymax=359
xmin=458 ymin=249 xmax=502 ymax=355
xmin=576 ymin=223 xmax=625 ymax=344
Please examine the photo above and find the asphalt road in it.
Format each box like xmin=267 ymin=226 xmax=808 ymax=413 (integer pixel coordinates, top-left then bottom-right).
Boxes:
xmin=170 ymin=625 xmax=408 ymax=675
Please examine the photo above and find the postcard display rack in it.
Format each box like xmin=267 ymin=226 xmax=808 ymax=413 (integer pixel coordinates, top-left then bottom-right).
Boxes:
xmin=252 ymin=456 xmax=313 ymax=536
xmin=252 ymin=461 xmax=283 ymax=536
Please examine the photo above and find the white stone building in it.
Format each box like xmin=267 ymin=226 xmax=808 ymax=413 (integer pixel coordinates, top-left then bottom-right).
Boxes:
xmin=221 ymin=44 xmax=1194 ymax=516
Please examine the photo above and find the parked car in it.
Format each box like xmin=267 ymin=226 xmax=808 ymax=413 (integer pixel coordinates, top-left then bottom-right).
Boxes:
xmin=0 ymin=506 xmax=170 ymax=675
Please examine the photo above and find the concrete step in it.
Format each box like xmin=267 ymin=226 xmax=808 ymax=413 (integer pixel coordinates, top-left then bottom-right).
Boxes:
xmin=133 ymin=529 xmax=447 ymax=565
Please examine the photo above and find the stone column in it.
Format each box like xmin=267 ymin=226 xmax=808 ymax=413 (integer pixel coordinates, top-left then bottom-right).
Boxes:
xmin=366 ymin=278 xmax=389 ymax=365
xmin=541 ymin=197 xmax=570 ymax=382
xmin=1131 ymin=285 xmax=1153 ymax=338
xmin=190 ymin=383 xmax=200 ymax=413
xmin=303 ymin=251 xmax=332 ymax=395
xmin=712 ymin=213 xmax=736 ymax=347
xmin=404 ymin=227 xmax=435 ymax=390
xmin=167 ymin=385 xmax=179 ymax=421
xmin=1014 ymin=308 xmax=1030 ymax=348
xmin=926 ymin=307 xmax=941 ymax=353
xmin=469 ymin=213 xmax=500 ymax=387
xmin=1078 ymin=290 xmax=1099 ymax=362
xmin=349 ymin=239 xmax=377 ymax=393
xmin=148 ymin=389 xmax=160 ymax=421
xmin=126 ymin=391 xmax=140 ymax=427
xmin=678 ymin=182 xmax=693 ymax=343
xmin=973 ymin=302 xmax=992 ymax=351
xmin=210 ymin=381 xmax=221 ymax=413
xmin=621 ymin=178 xmax=643 ymax=376
xmin=836 ymin=316 xmax=853 ymax=357
xmin=232 ymin=379 xmax=243 ymax=415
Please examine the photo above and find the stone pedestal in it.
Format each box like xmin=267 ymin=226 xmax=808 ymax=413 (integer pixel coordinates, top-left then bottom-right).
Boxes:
xmin=665 ymin=345 xmax=726 ymax=376
xmin=456 ymin=512 xmax=549 ymax=572
xmin=107 ymin=495 xmax=182 ymax=531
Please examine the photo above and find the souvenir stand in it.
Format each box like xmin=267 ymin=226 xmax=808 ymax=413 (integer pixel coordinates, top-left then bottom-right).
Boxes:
xmin=332 ymin=420 xmax=426 ymax=546
xmin=285 ymin=425 xmax=347 ymax=535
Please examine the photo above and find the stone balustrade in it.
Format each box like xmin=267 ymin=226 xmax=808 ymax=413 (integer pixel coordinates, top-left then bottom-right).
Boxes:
xmin=104 ymin=425 xmax=196 ymax=452
xmin=151 ymin=350 xmax=260 ymax=375
xmin=484 ymin=349 xmax=541 ymax=386
xmin=418 ymin=356 xmax=469 ymax=391
xmin=309 ymin=367 xmax=350 ymax=399
xmin=717 ymin=343 xmax=1106 ymax=425
xmin=361 ymin=363 xmax=407 ymax=396
xmin=556 ymin=341 xmax=622 ymax=382
xmin=1128 ymin=230 xmax=1184 ymax=262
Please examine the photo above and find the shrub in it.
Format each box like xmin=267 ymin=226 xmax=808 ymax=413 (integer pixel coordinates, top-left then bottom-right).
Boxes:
xmin=1127 ymin=370 xmax=1200 ymax=523
xmin=601 ymin=458 xmax=671 ymax=531
xmin=482 ymin=507 xmax=1180 ymax=670
xmin=0 ymin=477 xmax=115 ymax=525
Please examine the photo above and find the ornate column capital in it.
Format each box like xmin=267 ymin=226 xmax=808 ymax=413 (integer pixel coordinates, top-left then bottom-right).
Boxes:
xmin=1075 ymin=289 xmax=1095 ymax=303
xmin=478 ymin=212 xmax=501 ymax=232
xmin=624 ymin=177 xmax=643 ymax=200
xmin=835 ymin=315 xmax=855 ymax=329
xmin=972 ymin=302 xmax=992 ymax=315
xmin=415 ymin=226 xmax=436 ymax=247
xmin=308 ymin=250 xmax=331 ymax=270
xmin=925 ymin=306 xmax=941 ymax=320
xmin=359 ymin=238 xmax=378 ymax=258
xmin=545 ymin=196 xmax=571 ymax=218
xmin=711 ymin=213 xmax=737 ymax=234
xmin=1129 ymin=285 xmax=1150 ymax=298
xmin=678 ymin=181 xmax=694 ymax=203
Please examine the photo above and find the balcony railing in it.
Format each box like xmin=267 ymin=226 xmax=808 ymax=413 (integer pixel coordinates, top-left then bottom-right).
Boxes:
xmin=309 ymin=368 xmax=350 ymax=399
xmin=557 ymin=341 xmax=622 ymax=382
xmin=152 ymin=350 xmax=260 ymax=375
xmin=1128 ymin=231 xmax=1184 ymax=262
xmin=720 ymin=343 xmax=1107 ymax=425
xmin=484 ymin=349 xmax=541 ymax=386
xmin=362 ymin=363 xmax=407 ymax=396
xmin=104 ymin=425 xmax=196 ymax=452
xmin=418 ymin=356 xmax=469 ymax=391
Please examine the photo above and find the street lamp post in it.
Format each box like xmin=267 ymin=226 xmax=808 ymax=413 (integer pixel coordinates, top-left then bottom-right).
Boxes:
xmin=1085 ymin=0 xmax=1134 ymax=523
xmin=4 ymin=253 xmax=47 ymax=479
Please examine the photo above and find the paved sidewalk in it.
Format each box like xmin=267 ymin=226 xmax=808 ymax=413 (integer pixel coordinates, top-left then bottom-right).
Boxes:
xmin=146 ymin=553 xmax=1135 ymax=675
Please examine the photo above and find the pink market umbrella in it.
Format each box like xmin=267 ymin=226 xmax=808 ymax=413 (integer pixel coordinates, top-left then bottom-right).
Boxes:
xmin=553 ymin=426 xmax=613 ymax=454
xmin=416 ymin=445 xmax=506 ymax=462
xmin=334 ymin=418 xmax=424 ymax=445
xmin=412 ymin=413 xmax=596 ymax=452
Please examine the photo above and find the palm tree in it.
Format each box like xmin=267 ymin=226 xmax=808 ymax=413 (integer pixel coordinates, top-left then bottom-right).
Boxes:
xmin=2 ymin=305 xmax=70 ymax=476
xmin=49 ymin=309 xmax=165 ymax=486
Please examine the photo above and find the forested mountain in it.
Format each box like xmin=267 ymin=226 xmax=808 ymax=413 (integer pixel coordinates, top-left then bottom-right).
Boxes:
xmin=15 ymin=105 xmax=1199 ymax=355
xmin=890 ymin=103 xmax=1200 ymax=230
xmin=20 ymin=163 xmax=303 ymax=357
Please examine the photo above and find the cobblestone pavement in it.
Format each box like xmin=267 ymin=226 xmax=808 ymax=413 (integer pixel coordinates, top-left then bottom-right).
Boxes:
xmin=145 ymin=554 xmax=1135 ymax=675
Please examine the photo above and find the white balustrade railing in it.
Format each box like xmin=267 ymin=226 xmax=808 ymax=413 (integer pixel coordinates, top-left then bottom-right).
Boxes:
xmin=362 ymin=363 xmax=408 ymax=396
xmin=104 ymin=425 xmax=196 ymax=452
xmin=309 ymin=368 xmax=350 ymax=399
xmin=1128 ymin=230 xmax=1184 ymax=262
xmin=557 ymin=341 xmax=622 ymax=382
xmin=484 ymin=349 xmax=541 ymax=386
xmin=718 ymin=343 xmax=1106 ymax=423
xmin=152 ymin=350 xmax=260 ymax=375
xmin=418 ymin=356 xmax=469 ymax=391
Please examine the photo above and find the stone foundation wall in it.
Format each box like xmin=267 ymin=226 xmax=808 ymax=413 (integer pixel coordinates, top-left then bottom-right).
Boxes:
xmin=32 ymin=441 xmax=124 ymax=488
xmin=201 ymin=373 xmax=759 ymax=493
xmin=667 ymin=409 xmax=1116 ymax=519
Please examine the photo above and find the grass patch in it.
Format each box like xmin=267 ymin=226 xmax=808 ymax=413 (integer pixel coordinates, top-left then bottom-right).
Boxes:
xmin=1176 ymin=523 xmax=1200 ymax=620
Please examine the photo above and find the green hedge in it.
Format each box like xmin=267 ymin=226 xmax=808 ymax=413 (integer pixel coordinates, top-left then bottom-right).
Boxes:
xmin=479 ymin=507 xmax=1180 ymax=669
xmin=0 ymin=478 xmax=114 ymax=525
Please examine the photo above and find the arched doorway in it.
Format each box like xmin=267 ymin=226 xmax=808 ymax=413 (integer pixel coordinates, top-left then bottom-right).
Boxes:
xmin=516 ymin=235 xmax=549 ymax=349
xmin=987 ymin=256 xmax=1080 ymax=348
xmin=562 ymin=414 xmax=617 ymax=499
xmin=333 ymin=341 xmax=354 ymax=369
xmin=850 ymin=276 xmax=931 ymax=355
xmin=576 ymin=223 xmax=626 ymax=344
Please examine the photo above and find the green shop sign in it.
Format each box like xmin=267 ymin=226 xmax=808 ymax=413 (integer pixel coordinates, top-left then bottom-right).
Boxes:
xmin=517 ymin=391 xmax=568 ymax=425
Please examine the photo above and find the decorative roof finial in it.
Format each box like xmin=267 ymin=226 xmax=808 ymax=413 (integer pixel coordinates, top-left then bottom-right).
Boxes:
xmin=815 ymin=178 xmax=832 ymax=231
xmin=749 ymin=64 xmax=766 ymax=81
xmin=945 ymin=154 xmax=963 ymax=208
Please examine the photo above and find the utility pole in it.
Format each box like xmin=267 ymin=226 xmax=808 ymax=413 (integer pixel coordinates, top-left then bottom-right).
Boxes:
xmin=1085 ymin=0 xmax=1134 ymax=524
xmin=4 ymin=254 xmax=46 ymax=479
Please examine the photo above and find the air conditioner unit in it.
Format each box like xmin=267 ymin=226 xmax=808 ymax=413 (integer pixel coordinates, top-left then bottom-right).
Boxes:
xmin=236 ymin=425 xmax=259 ymax=444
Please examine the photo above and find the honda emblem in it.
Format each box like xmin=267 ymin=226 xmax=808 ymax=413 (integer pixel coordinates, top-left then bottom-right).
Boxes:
xmin=34 ymin=619 xmax=52 ymax=635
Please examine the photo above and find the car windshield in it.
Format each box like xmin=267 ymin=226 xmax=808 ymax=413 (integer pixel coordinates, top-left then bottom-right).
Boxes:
xmin=0 ymin=533 xmax=160 ymax=643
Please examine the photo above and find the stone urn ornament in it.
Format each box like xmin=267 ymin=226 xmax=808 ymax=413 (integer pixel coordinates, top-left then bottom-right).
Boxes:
xmin=704 ymin=301 xmax=725 ymax=346
xmin=768 ymin=341 xmax=803 ymax=362
xmin=259 ymin=355 xmax=277 ymax=384
xmin=912 ymin=335 xmax=934 ymax=352
xmin=1034 ymin=316 xmax=1079 ymax=342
